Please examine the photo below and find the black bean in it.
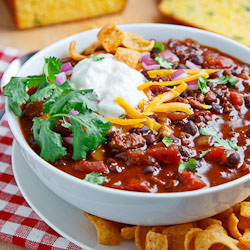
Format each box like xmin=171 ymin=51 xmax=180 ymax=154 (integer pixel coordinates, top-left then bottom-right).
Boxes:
xmin=184 ymin=121 xmax=198 ymax=136
xmin=105 ymin=132 xmax=114 ymax=143
xmin=246 ymin=130 xmax=250 ymax=138
xmin=144 ymin=134 xmax=157 ymax=145
xmin=142 ymin=166 xmax=157 ymax=174
xmin=178 ymin=146 xmax=190 ymax=157
xmin=129 ymin=126 xmax=150 ymax=135
xmin=244 ymin=96 xmax=250 ymax=107
xmin=226 ymin=152 xmax=240 ymax=168
xmin=211 ymin=103 xmax=223 ymax=114
xmin=188 ymin=54 xmax=203 ymax=65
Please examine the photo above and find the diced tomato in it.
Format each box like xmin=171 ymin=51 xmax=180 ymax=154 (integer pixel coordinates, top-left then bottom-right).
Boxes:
xmin=205 ymin=146 xmax=226 ymax=162
xmin=72 ymin=160 xmax=107 ymax=173
xmin=179 ymin=171 xmax=206 ymax=191
xmin=205 ymin=53 xmax=235 ymax=68
xmin=126 ymin=178 xmax=151 ymax=192
xmin=148 ymin=145 xmax=181 ymax=164
xmin=230 ymin=92 xmax=243 ymax=106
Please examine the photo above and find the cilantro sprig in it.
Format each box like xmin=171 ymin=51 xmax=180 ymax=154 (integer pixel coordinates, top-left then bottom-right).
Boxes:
xmin=199 ymin=126 xmax=238 ymax=151
xmin=162 ymin=137 xmax=173 ymax=147
xmin=199 ymin=127 xmax=217 ymax=137
xmin=152 ymin=41 xmax=165 ymax=53
xmin=3 ymin=57 xmax=112 ymax=163
xmin=209 ymin=75 xmax=238 ymax=86
xmin=178 ymin=159 xmax=197 ymax=172
xmin=84 ymin=172 xmax=107 ymax=185
xmin=198 ymin=76 xmax=210 ymax=94
xmin=91 ymin=54 xmax=104 ymax=61
xmin=155 ymin=56 xmax=173 ymax=69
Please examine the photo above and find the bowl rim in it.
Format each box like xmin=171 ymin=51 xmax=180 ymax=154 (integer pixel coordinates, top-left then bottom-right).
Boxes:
xmin=5 ymin=23 xmax=250 ymax=199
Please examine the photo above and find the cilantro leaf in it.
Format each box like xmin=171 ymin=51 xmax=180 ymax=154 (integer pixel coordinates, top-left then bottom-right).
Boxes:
xmin=30 ymin=80 xmax=73 ymax=113
xmin=198 ymin=76 xmax=210 ymax=94
xmin=214 ymin=139 xmax=238 ymax=151
xmin=119 ymin=114 xmax=127 ymax=118
xmin=178 ymin=159 xmax=197 ymax=172
xmin=3 ymin=77 xmax=30 ymax=116
xmin=43 ymin=57 xmax=62 ymax=83
xmin=26 ymin=75 xmax=46 ymax=88
xmin=152 ymin=41 xmax=165 ymax=53
xmin=162 ymin=137 xmax=173 ymax=147
xmin=91 ymin=54 xmax=104 ymax=61
xmin=155 ymin=56 xmax=173 ymax=69
xmin=68 ymin=112 xmax=112 ymax=160
xmin=32 ymin=118 xmax=67 ymax=162
xmin=48 ymin=89 xmax=97 ymax=116
xmin=199 ymin=126 xmax=217 ymax=136
xmin=209 ymin=75 xmax=238 ymax=86
xmin=200 ymin=149 xmax=211 ymax=158
xmin=84 ymin=172 xmax=107 ymax=185
xmin=229 ymin=76 xmax=238 ymax=86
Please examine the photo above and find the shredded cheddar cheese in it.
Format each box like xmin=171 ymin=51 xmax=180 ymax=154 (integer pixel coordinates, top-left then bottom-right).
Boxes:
xmin=115 ymin=97 xmax=161 ymax=130
xmin=143 ymin=83 xmax=188 ymax=115
xmin=200 ymin=104 xmax=212 ymax=109
xmin=151 ymin=102 xmax=194 ymax=115
xmin=147 ymin=69 xmax=219 ymax=78
xmin=104 ymin=117 xmax=147 ymax=125
xmin=138 ymin=72 xmax=209 ymax=90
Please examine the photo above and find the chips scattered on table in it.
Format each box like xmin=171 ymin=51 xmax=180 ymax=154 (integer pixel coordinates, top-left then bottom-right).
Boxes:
xmin=84 ymin=200 xmax=250 ymax=249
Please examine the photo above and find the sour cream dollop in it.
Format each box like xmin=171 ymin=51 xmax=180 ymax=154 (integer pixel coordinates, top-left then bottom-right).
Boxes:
xmin=71 ymin=54 xmax=147 ymax=118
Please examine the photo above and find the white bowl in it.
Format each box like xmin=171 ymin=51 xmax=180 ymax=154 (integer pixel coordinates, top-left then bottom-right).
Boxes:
xmin=5 ymin=24 xmax=250 ymax=225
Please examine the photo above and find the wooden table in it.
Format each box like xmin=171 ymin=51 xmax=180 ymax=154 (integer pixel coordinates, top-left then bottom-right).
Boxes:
xmin=0 ymin=0 xmax=174 ymax=249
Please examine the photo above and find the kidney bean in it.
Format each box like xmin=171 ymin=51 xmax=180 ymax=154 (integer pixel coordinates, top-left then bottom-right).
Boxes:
xmin=184 ymin=121 xmax=198 ymax=136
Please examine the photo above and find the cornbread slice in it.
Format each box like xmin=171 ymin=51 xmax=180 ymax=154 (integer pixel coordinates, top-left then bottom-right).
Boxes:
xmin=159 ymin=0 xmax=250 ymax=46
xmin=5 ymin=0 xmax=127 ymax=29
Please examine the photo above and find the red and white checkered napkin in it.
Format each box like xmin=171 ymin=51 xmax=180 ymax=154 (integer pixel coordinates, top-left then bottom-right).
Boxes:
xmin=0 ymin=47 xmax=82 ymax=250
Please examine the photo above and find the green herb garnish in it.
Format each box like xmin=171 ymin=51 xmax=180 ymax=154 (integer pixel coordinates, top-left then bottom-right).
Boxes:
xmin=200 ymin=149 xmax=211 ymax=158
xmin=119 ymin=114 xmax=127 ymax=118
xmin=199 ymin=126 xmax=217 ymax=137
xmin=3 ymin=57 xmax=112 ymax=163
xmin=152 ymin=41 xmax=165 ymax=53
xmin=198 ymin=76 xmax=210 ymax=94
xmin=214 ymin=139 xmax=239 ymax=151
xmin=84 ymin=172 xmax=107 ymax=185
xmin=155 ymin=56 xmax=173 ymax=69
xmin=32 ymin=118 xmax=67 ymax=162
xmin=178 ymin=159 xmax=197 ymax=172
xmin=91 ymin=54 xmax=104 ymax=61
xmin=209 ymin=75 xmax=238 ymax=86
xmin=162 ymin=137 xmax=173 ymax=147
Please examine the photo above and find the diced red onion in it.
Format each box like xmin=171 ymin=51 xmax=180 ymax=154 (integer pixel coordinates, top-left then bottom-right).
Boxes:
xmin=61 ymin=62 xmax=73 ymax=72
xmin=65 ymin=109 xmax=79 ymax=124
xmin=159 ymin=50 xmax=179 ymax=63
xmin=69 ymin=109 xmax=79 ymax=115
xmin=185 ymin=60 xmax=201 ymax=69
xmin=55 ymin=72 xmax=67 ymax=85
xmin=141 ymin=53 xmax=160 ymax=70
xmin=187 ymin=80 xmax=199 ymax=90
xmin=92 ymin=91 xmax=101 ymax=103
xmin=92 ymin=99 xmax=100 ymax=104
xmin=63 ymin=135 xmax=73 ymax=145
xmin=170 ymin=69 xmax=188 ymax=80
xmin=140 ymin=52 xmax=150 ymax=61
